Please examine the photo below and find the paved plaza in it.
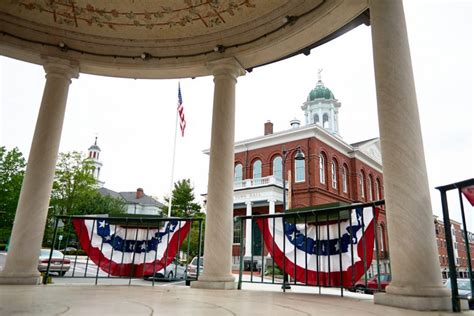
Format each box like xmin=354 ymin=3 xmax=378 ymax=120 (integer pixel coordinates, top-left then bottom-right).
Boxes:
xmin=1 ymin=283 xmax=472 ymax=316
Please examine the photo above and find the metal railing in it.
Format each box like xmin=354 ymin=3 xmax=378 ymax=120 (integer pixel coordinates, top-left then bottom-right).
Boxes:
xmin=236 ymin=200 xmax=389 ymax=296
xmin=436 ymin=178 xmax=474 ymax=312
xmin=234 ymin=176 xmax=286 ymax=189
xmin=42 ymin=215 xmax=203 ymax=286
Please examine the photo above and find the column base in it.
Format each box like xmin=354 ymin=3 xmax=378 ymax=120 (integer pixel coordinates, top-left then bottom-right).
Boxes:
xmin=0 ymin=272 xmax=42 ymax=285
xmin=191 ymin=274 xmax=236 ymax=290
xmin=374 ymin=292 xmax=454 ymax=311
xmin=191 ymin=280 xmax=237 ymax=290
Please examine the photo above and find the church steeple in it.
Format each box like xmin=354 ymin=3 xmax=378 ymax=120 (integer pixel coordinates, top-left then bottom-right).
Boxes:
xmin=88 ymin=136 xmax=104 ymax=186
xmin=301 ymin=70 xmax=341 ymax=135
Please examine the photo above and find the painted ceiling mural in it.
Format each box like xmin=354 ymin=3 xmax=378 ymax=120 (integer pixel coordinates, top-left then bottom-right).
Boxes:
xmin=5 ymin=0 xmax=288 ymax=39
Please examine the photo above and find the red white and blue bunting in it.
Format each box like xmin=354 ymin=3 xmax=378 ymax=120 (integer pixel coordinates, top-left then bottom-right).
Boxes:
xmin=72 ymin=219 xmax=190 ymax=277
xmin=256 ymin=206 xmax=379 ymax=287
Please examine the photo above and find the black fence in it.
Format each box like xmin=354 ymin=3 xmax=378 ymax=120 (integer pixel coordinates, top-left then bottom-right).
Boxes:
xmin=42 ymin=215 xmax=203 ymax=286
xmin=436 ymin=178 xmax=474 ymax=312
xmin=236 ymin=200 xmax=389 ymax=296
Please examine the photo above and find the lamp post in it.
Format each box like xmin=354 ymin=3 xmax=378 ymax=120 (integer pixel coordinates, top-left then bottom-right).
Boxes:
xmin=281 ymin=145 xmax=305 ymax=290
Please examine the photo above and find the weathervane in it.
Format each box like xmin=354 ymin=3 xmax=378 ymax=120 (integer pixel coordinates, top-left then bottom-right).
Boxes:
xmin=318 ymin=68 xmax=323 ymax=81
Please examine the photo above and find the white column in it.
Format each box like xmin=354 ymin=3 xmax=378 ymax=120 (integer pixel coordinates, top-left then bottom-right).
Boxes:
xmin=268 ymin=199 xmax=276 ymax=215
xmin=329 ymin=108 xmax=334 ymax=131
xmin=244 ymin=201 xmax=253 ymax=257
xmin=0 ymin=57 xmax=79 ymax=285
xmin=191 ymin=58 xmax=245 ymax=290
xmin=370 ymin=0 xmax=450 ymax=310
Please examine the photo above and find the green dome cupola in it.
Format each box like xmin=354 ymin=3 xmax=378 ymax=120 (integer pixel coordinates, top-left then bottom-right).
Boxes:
xmin=301 ymin=69 xmax=341 ymax=136
xmin=307 ymin=71 xmax=334 ymax=101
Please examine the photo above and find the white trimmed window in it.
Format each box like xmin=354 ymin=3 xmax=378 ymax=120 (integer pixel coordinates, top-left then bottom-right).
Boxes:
xmin=368 ymin=176 xmax=373 ymax=201
xmin=375 ymin=178 xmax=381 ymax=200
xmin=360 ymin=171 xmax=365 ymax=198
xmin=234 ymin=164 xmax=243 ymax=182
xmin=342 ymin=165 xmax=348 ymax=193
xmin=319 ymin=154 xmax=325 ymax=184
xmin=272 ymin=156 xmax=282 ymax=180
xmin=331 ymin=160 xmax=337 ymax=189
xmin=295 ymin=157 xmax=305 ymax=182
xmin=252 ymin=160 xmax=262 ymax=179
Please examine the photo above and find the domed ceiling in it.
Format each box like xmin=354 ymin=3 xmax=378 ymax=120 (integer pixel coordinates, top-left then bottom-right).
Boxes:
xmin=0 ymin=0 xmax=369 ymax=78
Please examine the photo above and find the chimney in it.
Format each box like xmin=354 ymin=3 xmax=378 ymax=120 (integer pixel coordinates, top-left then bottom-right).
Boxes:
xmin=264 ymin=121 xmax=273 ymax=135
xmin=136 ymin=188 xmax=144 ymax=199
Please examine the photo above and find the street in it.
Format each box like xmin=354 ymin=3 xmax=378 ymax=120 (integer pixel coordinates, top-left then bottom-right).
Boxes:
xmin=0 ymin=252 xmax=185 ymax=286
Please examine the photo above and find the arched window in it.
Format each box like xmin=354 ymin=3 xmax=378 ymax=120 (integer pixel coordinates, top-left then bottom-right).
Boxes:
xmin=368 ymin=175 xmax=374 ymax=201
xmin=252 ymin=160 xmax=262 ymax=179
xmin=234 ymin=164 xmax=243 ymax=182
xmin=319 ymin=153 xmax=326 ymax=184
xmin=360 ymin=171 xmax=365 ymax=198
xmin=342 ymin=164 xmax=348 ymax=193
xmin=313 ymin=114 xmax=319 ymax=124
xmin=380 ymin=224 xmax=386 ymax=252
xmin=323 ymin=113 xmax=329 ymax=128
xmin=272 ymin=156 xmax=282 ymax=180
xmin=375 ymin=178 xmax=381 ymax=200
xmin=295 ymin=153 xmax=305 ymax=182
xmin=331 ymin=160 xmax=337 ymax=189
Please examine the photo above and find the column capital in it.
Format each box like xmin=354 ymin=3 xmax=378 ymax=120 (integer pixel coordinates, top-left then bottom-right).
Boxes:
xmin=267 ymin=199 xmax=276 ymax=203
xmin=42 ymin=56 xmax=79 ymax=81
xmin=207 ymin=57 xmax=246 ymax=79
xmin=245 ymin=201 xmax=253 ymax=206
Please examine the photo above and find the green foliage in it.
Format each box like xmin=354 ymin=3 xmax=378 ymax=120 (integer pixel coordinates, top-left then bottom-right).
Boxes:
xmin=162 ymin=179 xmax=205 ymax=259
xmin=185 ymin=211 xmax=206 ymax=259
xmin=50 ymin=151 xmax=98 ymax=217
xmin=44 ymin=151 xmax=125 ymax=246
xmin=0 ymin=146 xmax=26 ymax=243
xmin=73 ymin=192 xmax=125 ymax=216
xmin=163 ymin=179 xmax=201 ymax=217
xmin=265 ymin=265 xmax=284 ymax=277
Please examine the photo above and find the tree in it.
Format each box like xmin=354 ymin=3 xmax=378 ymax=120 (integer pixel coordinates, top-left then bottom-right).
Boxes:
xmin=163 ymin=179 xmax=204 ymax=260
xmin=74 ymin=192 xmax=125 ymax=216
xmin=163 ymin=179 xmax=201 ymax=217
xmin=0 ymin=147 xmax=26 ymax=243
xmin=45 ymin=151 xmax=125 ymax=247
xmin=50 ymin=151 xmax=98 ymax=217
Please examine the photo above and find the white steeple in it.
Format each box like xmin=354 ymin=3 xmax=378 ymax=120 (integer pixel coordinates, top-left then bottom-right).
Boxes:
xmin=301 ymin=70 xmax=341 ymax=135
xmin=88 ymin=136 xmax=104 ymax=187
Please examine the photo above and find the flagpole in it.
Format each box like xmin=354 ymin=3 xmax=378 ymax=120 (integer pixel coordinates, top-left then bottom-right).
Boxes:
xmin=168 ymin=86 xmax=180 ymax=218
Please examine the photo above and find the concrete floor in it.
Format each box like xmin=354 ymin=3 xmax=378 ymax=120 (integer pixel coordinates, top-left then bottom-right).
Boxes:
xmin=1 ymin=283 xmax=472 ymax=316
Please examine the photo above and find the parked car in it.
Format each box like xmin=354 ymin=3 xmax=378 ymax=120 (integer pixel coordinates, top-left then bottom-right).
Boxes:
xmin=186 ymin=256 xmax=204 ymax=279
xmin=38 ymin=249 xmax=70 ymax=276
xmin=145 ymin=259 xmax=187 ymax=281
xmin=444 ymin=278 xmax=473 ymax=310
xmin=349 ymin=273 xmax=391 ymax=294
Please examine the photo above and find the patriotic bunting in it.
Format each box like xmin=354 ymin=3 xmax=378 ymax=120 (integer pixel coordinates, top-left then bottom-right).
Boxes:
xmin=72 ymin=219 xmax=191 ymax=277
xmin=256 ymin=206 xmax=379 ymax=287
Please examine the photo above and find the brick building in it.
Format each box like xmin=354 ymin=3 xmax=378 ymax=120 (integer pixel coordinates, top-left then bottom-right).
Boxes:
xmin=210 ymin=74 xmax=389 ymax=274
xmin=434 ymin=216 xmax=474 ymax=279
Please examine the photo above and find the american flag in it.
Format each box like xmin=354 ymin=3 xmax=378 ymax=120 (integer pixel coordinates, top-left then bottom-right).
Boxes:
xmin=177 ymin=83 xmax=186 ymax=137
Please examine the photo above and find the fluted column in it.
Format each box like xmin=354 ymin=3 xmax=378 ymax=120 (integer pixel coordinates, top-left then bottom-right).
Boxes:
xmin=244 ymin=201 xmax=253 ymax=257
xmin=0 ymin=57 xmax=79 ymax=284
xmin=370 ymin=0 xmax=450 ymax=310
xmin=192 ymin=58 xmax=245 ymax=289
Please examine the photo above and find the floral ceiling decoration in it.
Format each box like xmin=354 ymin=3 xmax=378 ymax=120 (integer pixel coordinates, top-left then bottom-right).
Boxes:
xmin=11 ymin=0 xmax=257 ymax=31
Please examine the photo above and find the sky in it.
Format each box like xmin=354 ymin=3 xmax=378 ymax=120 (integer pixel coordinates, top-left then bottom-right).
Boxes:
xmin=0 ymin=1 xmax=473 ymax=228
